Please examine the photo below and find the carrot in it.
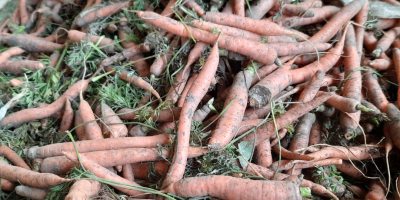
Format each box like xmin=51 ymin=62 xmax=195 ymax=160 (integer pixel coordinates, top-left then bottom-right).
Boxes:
xmin=369 ymin=59 xmax=393 ymax=70
xmin=0 ymin=76 xmax=94 ymax=128
xmin=243 ymin=91 xmax=289 ymax=121
xmin=272 ymin=4 xmax=316 ymax=17
xmin=359 ymin=99 xmax=388 ymax=120
xmin=25 ymin=133 xmax=171 ymax=159
xmin=131 ymin=161 xmax=168 ymax=180
xmin=74 ymin=111 xmax=87 ymax=140
xmin=15 ymin=186 xmax=48 ymax=200
xmin=248 ymin=23 xmax=347 ymax=107
xmin=117 ymin=107 xmax=181 ymax=122
xmin=202 ymin=12 xmax=309 ymax=39
xmin=49 ymin=50 xmax=61 ymax=69
xmin=355 ymin=0 xmax=369 ymax=55
xmin=9 ymin=78 xmax=24 ymax=87
xmin=62 ymin=151 xmax=147 ymax=197
xmin=150 ymin=36 xmax=180 ymax=77
xmin=79 ymin=98 xmax=103 ymax=140
xmin=1 ymin=33 xmax=63 ymax=53
xmin=335 ymin=161 xmax=366 ymax=180
xmin=161 ymin=41 xmax=219 ymax=189
xmin=365 ymin=180 xmax=386 ymax=200
xmin=177 ymin=74 xmax=199 ymax=107
xmin=272 ymin=158 xmax=343 ymax=172
xmin=222 ymin=0 xmax=234 ymax=13
xmin=0 ymin=144 xmax=30 ymax=170
xmin=192 ymin=102 xmax=212 ymax=122
xmin=68 ymin=30 xmax=117 ymax=53
xmin=245 ymin=0 xmax=274 ymax=19
xmin=104 ymin=66 xmax=161 ymax=101
xmin=75 ymin=1 xmax=131 ymax=27
xmin=163 ymin=175 xmax=302 ymax=200
xmin=0 ymin=60 xmax=45 ymax=74
xmin=0 ymin=47 xmax=25 ymax=65
xmin=60 ymin=99 xmax=74 ymax=135
xmin=278 ymin=6 xmax=340 ymax=28
xmin=166 ymin=42 xmax=207 ymax=104
xmin=347 ymin=185 xmax=368 ymax=199
xmin=0 ymin=160 xmax=71 ymax=188
xmin=208 ymin=67 xmax=254 ymax=149
xmin=245 ymin=163 xmax=336 ymax=198
xmin=96 ymin=102 xmax=127 ymax=138
xmin=161 ymin=0 xmax=177 ymax=18
xmin=0 ymin=18 xmax=9 ymax=33
xmin=363 ymin=69 xmax=390 ymax=113
xmin=19 ymin=0 xmax=29 ymax=25
xmin=287 ymin=113 xmax=316 ymax=174
xmin=309 ymin=121 xmax=322 ymax=145
xmin=255 ymin=138 xmax=273 ymax=167
xmin=184 ymin=0 xmax=205 ymax=16
xmin=270 ymin=128 xmax=289 ymax=147
xmin=386 ymin=103 xmax=400 ymax=149
xmin=1 ymin=179 xmax=16 ymax=191
xmin=43 ymin=147 xmax=208 ymax=175
xmin=233 ymin=0 xmax=245 ymax=16
xmin=65 ymin=179 xmax=101 ymax=200
xmin=307 ymin=145 xmax=384 ymax=161
xmin=393 ymin=48 xmax=400 ymax=108
xmin=309 ymin=0 xmax=366 ymax=43
xmin=241 ymin=92 xmax=333 ymax=146
xmin=122 ymin=164 xmax=135 ymax=182
xmin=373 ymin=27 xmax=400 ymax=58
xmin=272 ymin=145 xmax=314 ymax=161
xmin=137 ymin=11 xmax=279 ymax=65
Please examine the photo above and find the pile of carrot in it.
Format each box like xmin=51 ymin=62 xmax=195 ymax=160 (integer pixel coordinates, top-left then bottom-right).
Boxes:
xmin=1 ymin=0 xmax=400 ymax=199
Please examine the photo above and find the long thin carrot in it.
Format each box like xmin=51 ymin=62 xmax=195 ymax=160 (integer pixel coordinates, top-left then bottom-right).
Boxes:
xmin=161 ymin=41 xmax=220 ymax=189
xmin=1 ymin=33 xmax=64 ymax=53
xmin=75 ymin=1 xmax=131 ymax=27
xmin=270 ymin=158 xmax=343 ymax=171
xmin=137 ymin=11 xmax=279 ymax=65
xmin=79 ymin=98 xmax=103 ymax=140
xmin=0 ymin=160 xmax=71 ymax=188
xmin=307 ymin=145 xmax=384 ymax=160
xmin=0 ymin=76 xmax=94 ymax=128
xmin=277 ymin=6 xmax=340 ymax=28
xmin=163 ymin=175 xmax=302 ymax=200
xmin=372 ymin=27 xmax=400 ymax=58
xmin=393 ymin=48 xmax=400 ymax=108
xmin=25 ymin=133 xmax=171 ymax=159
xmin=354 ymin=1 xmax=369 ymax=55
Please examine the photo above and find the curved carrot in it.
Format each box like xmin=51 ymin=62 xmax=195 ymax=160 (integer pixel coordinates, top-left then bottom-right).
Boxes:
xmin=26 ymin=133 xmax=171 ymax=159
xmin=208 ymin=68 xmax=253 ymax=149
xmin=60 ymin=99 xmax=74 ymax=135
xmin=0 ymin=144 xmax=30 ymax=170
xmin=0 ymin=160 xmax=71 ymax=188
xmin=75 ymin=1 xmax=131 ymax=27
xmin=65 ymin=179 xmax=101 ymax=200
xmin=0 ymin=77 xmax=93 ymax=128
xmin=163 ymin=175 xmax=301 ymax=200
xmin=137 ymin=11 xmax=278 ymax=65
xmin=161 ymin=41 xmax=219 ymax=188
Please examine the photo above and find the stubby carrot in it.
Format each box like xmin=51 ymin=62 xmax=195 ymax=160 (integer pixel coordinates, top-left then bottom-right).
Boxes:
xmin=0 ymin=179 xmax=15 ymax=191
xmin=65 ymin=179 xmax=101 ymax=200
xmin=0 ymin=160 xmax=71 ymax=188
xmin=365 ymin=180 xmax=386 ymax=200
xmin=163 ymin=175 xmax=301 ymax=200
xmin=355 ymin=1 xmax=369 ymax=55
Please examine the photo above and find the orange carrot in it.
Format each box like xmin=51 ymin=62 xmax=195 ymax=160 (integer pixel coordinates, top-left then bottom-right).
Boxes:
xmin=0 ymin=47 xmax=25 ymax=65
xmin=272 ymin=4 xmax=316 ymax=17
xmin=0 ymin=179 xmax=16 ymax=191
xmin=363 ymin=69 xmax=390 ymax=113
xmin=74 ymin=111 xmax=87 ymax=140
xmin=245 ymin=0 xmax=274 ymax=19
xmin=163 ymin=175 xmax=302 ymax=200
xmin=184 ymin=0 xmax=205 ymax=16
xmin=372 ymin=27 xmax=400 ymax=57
xmin=137 ymin=11 xmax=279 ymax=65
xmin=272 ymin=145 xmax=314 ymax=161
xmin=15 ymin=186 xmax=48 ymax=199
xmin=122 ymin=164 xmax=135 ymax=182
xmin=270 ymin=158 xmax=343 ymax=171
xmin=117 ymin=107 xmax=181 ymax=122
xmin=386 ymin=103 xmax=400 ymax=149
xmin=25 ymin=133 xmax=171 ymax=159
xmin=131 ymin=161 xmax=168 ymax=180
xmin=0 ymin=160 xmax=71 ymax=188
xmin=19 ymin=0 xmax=29 ymax=25
xmin=161 ymin=41 xmax=219 ymax=188
xmin=43 ymin=147 xmax=208 ymax=175
xmin=309 ymin=121 xmax=322 ymax=145
xmin=60 ymin=99 xmax=74 ymax=135
xmin=96 ymin=102 xmax=127 ymax=138
xmin=355 ymin=0 xmax=369 ymax=55
xmin=0 ymin=60 xmax=44 ymax=74
xmin=255 ymin=138 xmax=273 ymax=167
xmin=0 ymin=76 xmax=94 ymax=128
xmin=335 ymin=161 xmax=366 ymax=180
xmin=177 ymin=74 xmax=199 ymax=107
xmin=79 ymin=98 xmax=103 ymax=140
xmin=233 ymin=0 xmax=245 ymax=16
xmin=278 ymin=6 xmax=339 ymax=28
xmin=75 ymin=1 xmax=131 ymax=27
xmin=65 ymin=179 xmax=101 ymax=200
xmin=393 ymin=48 xmax=400 ymax=108
xmin=0 ymin=144 xmax=30 ymax=170
xmin=150 ymin=36 xmax=180 ymax=77
xmin=104 ymin=66 xmax=161 ymax=100
xmin=369 ymin=59 xmax=393 ymax=70
xmin=241 ymin=92 xmax=333 ymax=146
xmin=208 ymin=67 xmax=254 ymax=149
xmin=307 ymin=145 xmax=384 ymax=161
xmin=62 ymin=151 xmax=147 ymax=197
xmin=1 ymin=34 xmax=63 ymax=53
xmin=365 ymin=180 xmax=386 ymax=200
xmin=68 ymin=30 xmax=117 ymax=53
